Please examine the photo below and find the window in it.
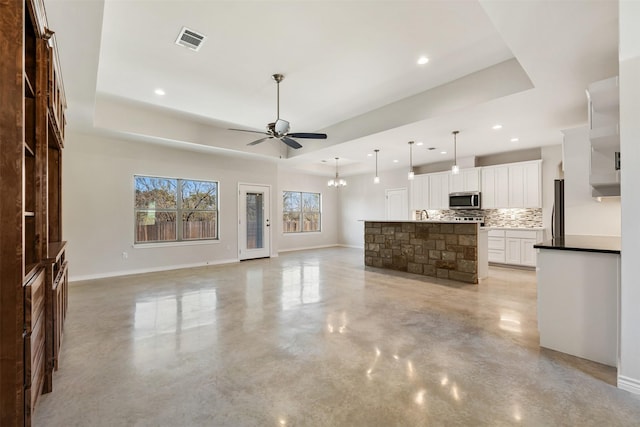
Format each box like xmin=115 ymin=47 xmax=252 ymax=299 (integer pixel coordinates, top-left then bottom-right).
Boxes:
xmin=135 ymin=176 xmax=218 ymax=243
xmin=283 ymin=191 xmax=321 ymax=233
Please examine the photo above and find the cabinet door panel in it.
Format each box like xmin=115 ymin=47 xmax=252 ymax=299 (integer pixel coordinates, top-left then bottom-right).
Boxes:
xmin=463 ymin=168 xmax=480 ymax=192
xmin=429 ymin=173 xmax=449 ymax=210
xmin=450 ymin=172 xmax=463 ymax=193
xmin=481 ymin=168 xmax=496 ymax=209
xmin=411 ymin=175 xmax=424 ymax=211
xmin=488 ymin=249 xmax=505 ymax=263
xmin=523 ymin=162 xmax=541 ymax=207
xmin=520 ymin=238 xmax=538 ymax=266
xmin=508 ymin=165 xmax=524 ymax=208
xmin=495 ymin=167 xmax=509 ymax=208
xmin=505 ymin=238 xmax=521 ymax=264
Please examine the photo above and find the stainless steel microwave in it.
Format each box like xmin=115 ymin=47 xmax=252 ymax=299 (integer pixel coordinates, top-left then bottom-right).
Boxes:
xmin=449 ymin=192 xmax=481 ymax=210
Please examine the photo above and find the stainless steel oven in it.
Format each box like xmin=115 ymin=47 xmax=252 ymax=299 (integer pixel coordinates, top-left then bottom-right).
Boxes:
xmin=449 ymin=192 xmax=481 ymax=210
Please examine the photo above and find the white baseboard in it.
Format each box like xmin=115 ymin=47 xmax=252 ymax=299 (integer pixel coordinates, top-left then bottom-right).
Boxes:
xmin=69 ymin=258 xmax=239 ymax=282
xmin=618 ymin=375 xmax=640 ymax=394
xmin=278 ymin=244 xmax=339 ymax=253
xmin=338 ymin=244 xmax=364 ymax=249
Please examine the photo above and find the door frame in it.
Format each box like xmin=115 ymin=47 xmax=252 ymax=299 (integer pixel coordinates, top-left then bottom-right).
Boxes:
xmin=238 ymin=183 xmax=272 ymax=260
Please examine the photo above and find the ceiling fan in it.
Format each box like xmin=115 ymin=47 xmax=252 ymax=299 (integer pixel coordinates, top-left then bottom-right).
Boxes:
xmin=229 ymin=74 xmax=328 ymax=149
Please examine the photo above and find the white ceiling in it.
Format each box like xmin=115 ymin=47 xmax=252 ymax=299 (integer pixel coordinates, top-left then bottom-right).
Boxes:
xmin=44 ymin=0 xmax=619 ymax=177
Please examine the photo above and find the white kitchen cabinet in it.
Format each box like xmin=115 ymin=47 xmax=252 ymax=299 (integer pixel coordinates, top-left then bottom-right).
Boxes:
xmin=428 ymin=172 xmax=449 ymax=210
xmin=487 ymin=230 xmax=506 ymax=263
xmin=508 ymin=161 xmax=541 ymax=208
xmin=487 ymin=229 xmax=543 ymax=267
xmin=482 ymin=161 xmax=540 ymax=209
xmin=481 ymin=166 xmax=508 ymax=209
xmin=450 ymin=167 xmax=481 ymax=193
xmin=505 ymin=238 xmax=522 ymax=264
xmin=520 ymin=238 xmax=538 ymax=266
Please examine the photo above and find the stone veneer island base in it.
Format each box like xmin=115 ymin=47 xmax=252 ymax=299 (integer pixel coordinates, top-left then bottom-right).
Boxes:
xmin=364 ymin=221 xmax=486 ymax=284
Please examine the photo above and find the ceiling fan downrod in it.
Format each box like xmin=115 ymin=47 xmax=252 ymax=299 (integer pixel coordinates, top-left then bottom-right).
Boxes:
xmin=272 ymin=73 xmax=284 ymax=120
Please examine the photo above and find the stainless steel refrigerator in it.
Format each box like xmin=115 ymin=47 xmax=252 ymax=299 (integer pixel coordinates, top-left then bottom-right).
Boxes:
xmin=552 ymin=179 xmax=565 ymax=239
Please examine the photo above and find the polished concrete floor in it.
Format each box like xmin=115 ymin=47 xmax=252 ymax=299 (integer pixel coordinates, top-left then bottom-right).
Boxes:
xmin=35 ymin=247 xmax=640 ymax=426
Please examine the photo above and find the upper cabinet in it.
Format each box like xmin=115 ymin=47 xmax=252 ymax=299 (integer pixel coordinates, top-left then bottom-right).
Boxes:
xmin=481 ymin=166 xmax=508 ymax=209
xmin=410 ymin=174 xmax=428 ymax=212
xmin=587 ymin=76 xmax=620 ymax=197
xmin=450 ymin=167 xmax=481 ymax=193
xmin=428 ymin=172 xmax=450 ymax=210
xmin=410 ymin=161 xmax=541 ymax=211
xmin=482 ymin=161 xmax=541 ymax=209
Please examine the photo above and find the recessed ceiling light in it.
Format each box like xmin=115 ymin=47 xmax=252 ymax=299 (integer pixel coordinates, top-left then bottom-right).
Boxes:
xmin=510 ymin=137 xmax=519 ymax=142
xmin=393 ymin=159 xmax=399 ymax=163
xmin=492 ymin=124 xmax=503 ymax=130
xmin=416 ymin=142 xmax=424 ymax=146
xmin=417 ymin=56 xmax=429 ymax=65
xmin=440 ymin=151 xmax=447 ymax=155
xmin=154 ymin=88 xmax=166 ymax=96
xmin=367 ymin=153 xmax=373 ymax=157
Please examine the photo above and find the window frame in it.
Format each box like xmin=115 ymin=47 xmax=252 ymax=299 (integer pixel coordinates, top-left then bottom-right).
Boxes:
xmin=134 ymin=175 xmax=220 ymax=244
xmin=282 ymin=190 xmax=322 ymax=234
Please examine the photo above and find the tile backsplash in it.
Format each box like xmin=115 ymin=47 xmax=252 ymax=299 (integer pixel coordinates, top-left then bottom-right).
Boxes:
xmin=415 ymin=208 xmax=543 ymax=228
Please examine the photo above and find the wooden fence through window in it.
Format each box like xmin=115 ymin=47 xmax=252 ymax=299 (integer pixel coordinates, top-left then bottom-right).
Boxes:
xmin=283 ymin=220 xmax=319 ymax=233
xmin=137 ymin=220 xmax=217 ymax=242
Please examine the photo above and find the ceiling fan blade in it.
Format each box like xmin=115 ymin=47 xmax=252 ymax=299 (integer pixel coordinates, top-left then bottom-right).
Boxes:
xmin=229 ymin=128 xmax=269 ymax=136
xmin=247 ymin=137 xmax=272 ymax=146
xmin=287 ymin=132 xmax=328 ymax=139
xmin=281 ymin=136 xmax=303 ymax=149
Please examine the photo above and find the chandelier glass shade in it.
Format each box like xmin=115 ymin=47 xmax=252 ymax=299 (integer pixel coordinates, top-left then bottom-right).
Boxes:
xmin=328 ymin=157 xmax=347 ymax=187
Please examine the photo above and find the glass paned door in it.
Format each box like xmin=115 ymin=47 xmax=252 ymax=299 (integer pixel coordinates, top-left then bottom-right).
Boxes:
xmin=246 ymin=192 xmax=263 ymax=249
xmin=239 ymin=184 xmax=270 ymax=260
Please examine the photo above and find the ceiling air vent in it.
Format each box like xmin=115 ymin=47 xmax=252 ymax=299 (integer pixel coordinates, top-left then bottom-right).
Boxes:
xmin=175 ymin=27 xmax=206 ymax=51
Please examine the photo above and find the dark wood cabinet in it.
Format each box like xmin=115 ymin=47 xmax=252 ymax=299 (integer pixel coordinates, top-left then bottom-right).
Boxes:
xmin=1 ymin=0 xmax=67 ymax=424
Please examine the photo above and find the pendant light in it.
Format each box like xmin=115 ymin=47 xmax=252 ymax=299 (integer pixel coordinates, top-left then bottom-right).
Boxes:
xmin=451 ymin=131 xmax=460 ymax=175
xmin=408 ymin=141 xmax=415 ymax=180
xmin=328 ymin=157 xmax=347 ymax=187
xmin=374 ymin=149 xmax=380 ymax=184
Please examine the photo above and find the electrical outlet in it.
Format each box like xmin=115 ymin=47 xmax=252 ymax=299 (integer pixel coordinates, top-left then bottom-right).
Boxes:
xmin=122 ymin=251 xmax=128 ymax=259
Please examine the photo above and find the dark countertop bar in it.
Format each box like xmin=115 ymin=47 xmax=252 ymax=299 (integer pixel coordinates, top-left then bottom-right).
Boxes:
xmin=534 ymin=235 xmax=620 ymax=254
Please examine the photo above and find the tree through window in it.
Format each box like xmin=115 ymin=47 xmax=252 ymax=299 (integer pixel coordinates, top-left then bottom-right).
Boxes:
xmin=283 ymin=191 xmax=321 ymax=233
xmin=135 ymin=176 xmax=218 ymax=243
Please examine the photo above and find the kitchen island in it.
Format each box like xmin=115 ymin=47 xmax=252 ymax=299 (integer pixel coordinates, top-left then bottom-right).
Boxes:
xmin=534 ymin=236 xmax=621 ymax=367
xmin=364 ymin=220 xmax=487 ymax=284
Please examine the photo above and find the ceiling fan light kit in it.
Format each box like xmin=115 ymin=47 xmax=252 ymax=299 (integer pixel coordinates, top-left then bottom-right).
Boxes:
xmin=229 ymin=74 xmax=328 ymax=149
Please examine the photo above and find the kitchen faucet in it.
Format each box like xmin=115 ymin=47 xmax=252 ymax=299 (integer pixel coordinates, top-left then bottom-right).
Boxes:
xmin=420 ymin=210 xmax=429 ymax=220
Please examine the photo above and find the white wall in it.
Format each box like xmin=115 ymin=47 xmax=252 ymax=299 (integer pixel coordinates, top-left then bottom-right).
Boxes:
xmin=562 ymin=126 xmax=621 ymax=236
xmin=338 ymin=168 xmax=408 ymax=248
xmin=63 ymin=130 xmax=278 ymax=280
xmin=277 ymin=168 xmax=338 ymax=252
xmin=618 ymin=0 xmax=640 ymax=394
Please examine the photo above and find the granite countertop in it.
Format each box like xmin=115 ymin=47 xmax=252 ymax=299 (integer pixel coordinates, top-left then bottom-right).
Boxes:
xmin=534 ymin=235 xmax=621 ymax=254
